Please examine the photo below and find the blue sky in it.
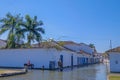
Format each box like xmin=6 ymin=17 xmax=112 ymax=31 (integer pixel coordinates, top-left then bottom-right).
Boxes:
xmin=0 ymin=0 xmax=120 ymax=52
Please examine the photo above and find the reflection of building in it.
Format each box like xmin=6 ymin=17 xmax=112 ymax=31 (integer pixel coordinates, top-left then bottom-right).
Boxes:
xmin=109 ymin=52 xmax=120 ymax=72
xmin=0 ymin=40 xmax=101 ymax=70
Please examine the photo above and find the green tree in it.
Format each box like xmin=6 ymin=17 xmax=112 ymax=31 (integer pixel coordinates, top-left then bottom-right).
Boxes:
xmin=0 ymin=13 xmax=23 ymax=48
xmin=89 ymin=43 xmax=95 ymax=48
xmin=17 ymin=15 xmax=45 ymax=47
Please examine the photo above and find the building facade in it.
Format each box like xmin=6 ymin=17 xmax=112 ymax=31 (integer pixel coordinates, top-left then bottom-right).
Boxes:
xmin=109 ymin=52 xmax=120 ymax=72
xmin=0 ymin=48 xmax=100 ymax=70
xmin=0 ymin=40 xmax=101 ymax=70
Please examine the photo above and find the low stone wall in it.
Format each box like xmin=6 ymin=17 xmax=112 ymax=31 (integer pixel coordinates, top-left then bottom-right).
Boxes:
xmin=0 ymin=69 xmax=27 ymax=77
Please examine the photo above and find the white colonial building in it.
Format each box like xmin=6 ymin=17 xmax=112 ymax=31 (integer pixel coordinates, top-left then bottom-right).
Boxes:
xmin=0 ymin=40 xmax=100 ymax=70
xmin=109 ymin=52 xmax=120 ymax=72
xmin=0 ymin=39 xmax=6 ymax=48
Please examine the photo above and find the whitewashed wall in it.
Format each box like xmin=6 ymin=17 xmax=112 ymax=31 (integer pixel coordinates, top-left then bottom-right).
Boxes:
xmin=0 ymin=40 xmax=6 ymax=48
xmin=0 ymin=48 xmax=83 ymax=69
xmin=109 ymin=52 xmax=120 ymax=72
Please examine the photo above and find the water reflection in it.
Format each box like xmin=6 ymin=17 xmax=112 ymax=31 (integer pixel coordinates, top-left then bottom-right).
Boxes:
xmin=0 ymin=64 xmax=107 ymax=80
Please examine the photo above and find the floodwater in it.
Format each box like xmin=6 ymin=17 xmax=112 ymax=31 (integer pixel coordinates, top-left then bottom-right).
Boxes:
xmin=0 ymin=64 xmax=108 ymax=80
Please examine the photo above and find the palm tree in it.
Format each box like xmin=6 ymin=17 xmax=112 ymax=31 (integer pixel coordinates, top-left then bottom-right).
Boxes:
xmin=0 ymin=13 xmax=23 ymax=48
xmin=17 ymin=15 xmax=45 ymax=47
xmin=89 ymin=43 xmax=95 ymax=48
xmin=15 ymin=26 xmax=25 ymax=48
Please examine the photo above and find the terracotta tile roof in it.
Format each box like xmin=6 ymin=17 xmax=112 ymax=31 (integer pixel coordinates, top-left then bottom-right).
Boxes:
xmin=57 ymin=41 xmax=79 ymax=45
xmin=32 ymin=41 xmax=64 ymax=50
xmin=106 ymin=46 xmax=120 ymax=53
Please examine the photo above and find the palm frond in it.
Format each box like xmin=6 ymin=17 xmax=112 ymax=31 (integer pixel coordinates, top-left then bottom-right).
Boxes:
xmin=25 ymin=15 xmax=32 ymax=26
xmin=16 ymin=28 xmax=28 ymax=34
xmin=0 ymin=27 xmax=9 ymax=35
xmin=34 ymin=16 xmax=37 ymax=21
xmin=38 ymin=21 xmax=43 ymax=26
xmin=6 ymin=13 xmax=12 ymax=19
xmin=32 ymin=31 xmax=42 ymax=42
xmin=35 ymin=27 xmax=45 ymax=34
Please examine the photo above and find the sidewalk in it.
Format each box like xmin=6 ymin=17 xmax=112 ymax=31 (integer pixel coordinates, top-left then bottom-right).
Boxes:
xmin=0 ymin=69 xmax=27 ymax=77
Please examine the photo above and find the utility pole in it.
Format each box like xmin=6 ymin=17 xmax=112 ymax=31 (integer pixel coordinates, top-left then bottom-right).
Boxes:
xmin=110 ymin=40 xmax=112 ymax=52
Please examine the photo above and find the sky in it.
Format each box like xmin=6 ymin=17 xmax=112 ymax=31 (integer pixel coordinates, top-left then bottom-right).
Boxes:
xmin=0 ymin=0 xmax=120 ymax=53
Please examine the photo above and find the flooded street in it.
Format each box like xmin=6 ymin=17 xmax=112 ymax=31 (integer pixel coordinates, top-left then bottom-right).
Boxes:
xmin=0 ymin=64 xmax=108 ymax=80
